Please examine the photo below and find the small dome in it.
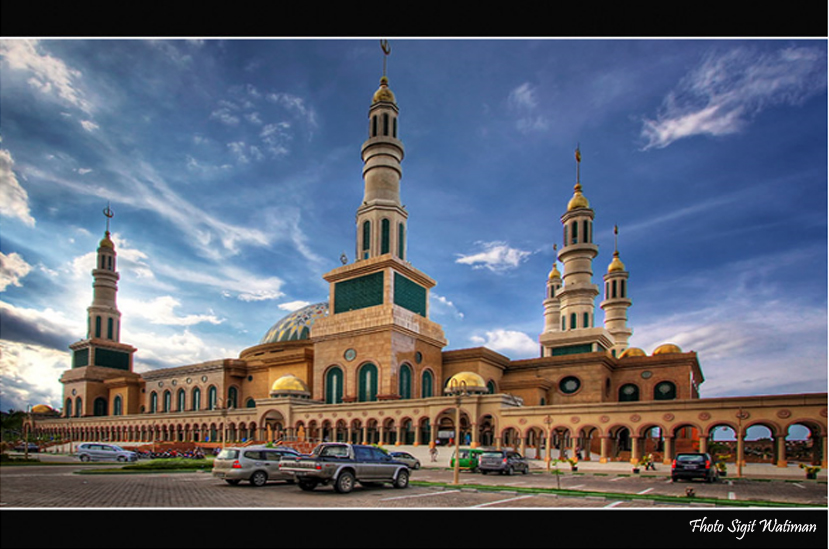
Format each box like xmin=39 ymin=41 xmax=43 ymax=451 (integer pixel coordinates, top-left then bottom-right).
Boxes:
xmin=261 ymin=302 xmax=328 ymax=344
xmin=444 ymin=371 xmax=487 ymax=394
xmin=607 ymin=251 xmax=625 ymax=273
xmin=99 ymin=231 xmax=114 ymax=248
xmin=567 ymin=183 xmax=590 ymax=211
xmin=372 ymin=76 xmax=396 ymax=104
xmin=270 ymin=374 xmax=309 ymax=393
xmin=619 ymin=347 xmax=646 ymax=358
xmin=31 ymin=404 xmax=54 ymax=413
xmin=653 ymin=343 xmax=683 ymax=355
xmin=548 ymin=264 xmax=561 ymax=279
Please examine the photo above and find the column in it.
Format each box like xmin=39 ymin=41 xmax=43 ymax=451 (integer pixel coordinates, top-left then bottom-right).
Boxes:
xmin=519 ymin=433 xmax=526 ymax=455
xmin=583 ymin=433 xmax=592 ymax=461
xmin=571 ymin=434 xmax=579 ymax=461
xmin=736 ymin=432 xmax=745 ymax=468
xmin=599 ymin=435 xmax=610 ymax=464
xmin=822 ymin=435 xmax=827 ymax=469
xmin=362 ymin=425 xmax=368 ymax=444
xmin=776 ymin=434 xmax=787 ymax=468
xmin=395 ymin=424 xmax=402 ymax=446
xmin=630 ymin=435 xmax=641 ymax=465
xmin=430 ymin=423 xmax=438 ymax=448
xmin=662 ymin=435 xmax=674 ymax=465
xmin=471 ymin=423 xmax=479 ymax=448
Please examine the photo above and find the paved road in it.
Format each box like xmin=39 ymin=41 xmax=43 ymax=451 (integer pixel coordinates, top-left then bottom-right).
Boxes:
xmin=1 ymin=462 xmax=825 ymax=508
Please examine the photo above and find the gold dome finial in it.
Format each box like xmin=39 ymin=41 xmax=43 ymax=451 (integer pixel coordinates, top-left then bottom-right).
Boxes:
xmin=608 ymin=226 xmax=625 ymax=272
xmin=567 ymin=145 xmax=589 ymax=211
xmin=372 ymin=40 xmax=396 ymax=104
xmin=100 ymin=203 xmax=115 ymax=247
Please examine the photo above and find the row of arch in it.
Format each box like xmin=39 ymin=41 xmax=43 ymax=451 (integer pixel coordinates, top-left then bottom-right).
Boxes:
xmin=323 ymin=364 xmax=437 ymax=404
xmin=360 ymin=218 xmax=405 ymax=260
xmin=66 ymin=386 xmax=256 ymax=418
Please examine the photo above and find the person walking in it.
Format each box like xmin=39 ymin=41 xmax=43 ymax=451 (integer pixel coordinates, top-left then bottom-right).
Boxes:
xmin=430 ymin=445 xmax=438 ymax=462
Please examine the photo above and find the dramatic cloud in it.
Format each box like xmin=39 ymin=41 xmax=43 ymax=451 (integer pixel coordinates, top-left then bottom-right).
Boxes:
xmin=0 ymin=146 xmax=35 ymax=226
xmin=430 ymin=293 xmax=464 ymax=319
xmin=278 ymin=300 xmax=312 ymax=312
xmin=121 ymin=295 xmax=224 ymax=327
xmin=641 ymin=45 xmax=826 ymax=149
xmin=0 ymin=251 xmax=32 ymax=291
xmin=507 ymin=82 xmax=549 ymax=133
xmin=470 ymin=329 xmax=538 ymax=358
xmin=456 ymin=241 xmax=532 ymax=272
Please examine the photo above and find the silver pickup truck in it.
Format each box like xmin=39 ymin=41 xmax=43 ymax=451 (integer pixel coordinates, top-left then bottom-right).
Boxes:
xmin=278 ymin=443 xmax=411 ymax=493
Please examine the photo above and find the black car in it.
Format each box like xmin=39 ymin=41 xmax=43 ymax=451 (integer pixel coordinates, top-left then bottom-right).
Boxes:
xmin=478 ymin=450 xmax=530 ymax=475
xmin=671 ymin=452 xmax=718 ymax=483
xmin=13 ymin=442 xmax=39 ymax=453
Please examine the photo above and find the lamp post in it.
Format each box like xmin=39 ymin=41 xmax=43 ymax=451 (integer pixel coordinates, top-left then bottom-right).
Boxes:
xmin=24 ymin=405 xmax=31 ymax=461
xmin=736 ymin=407 xmax=743 ymax=479
xmin=447 ymin=378 xmax=468 ymax=486
xmin=544 ymin=414 xmax=553 ymax=473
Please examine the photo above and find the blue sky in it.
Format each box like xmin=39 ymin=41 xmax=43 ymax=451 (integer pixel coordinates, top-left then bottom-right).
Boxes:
xmin=0 ymin=38 xmax=826 ymax=413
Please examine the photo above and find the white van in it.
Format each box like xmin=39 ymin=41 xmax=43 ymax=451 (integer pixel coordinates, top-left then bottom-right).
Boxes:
xmin=76 ymin=443 xmax=138 ymax=462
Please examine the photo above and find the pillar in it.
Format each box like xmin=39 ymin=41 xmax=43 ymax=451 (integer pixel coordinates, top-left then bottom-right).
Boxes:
xmin=395 ymin=424 xmax=402 ymax=446
xmin=821 ymin=435 xmax=827 ymax=469
xmin=599 ymin=436 xmax=610 ymax=464
xmin=571 ymin=433 xmax=579 ymax=461
xmin=362 ymin=425 xmax=368 ymax=444
xmin=471 ymin=423 xmax=479 ymax=448
xmin=736 ymin=432 xmax=745 ymax=468
xmin=776 ymin=434 xmax=787 ymax=468
xmin=699 ymin=434 xmax=708 ymax=455
xmin=519 ymin=432 xmax=526 ymax=455
xmin=630 ymin=435 xmax=641 ymax=465
xmin=662 ymin=435 xmax=674 ymax=465
xmin=430 ymin=422 xmax=438 ymax=448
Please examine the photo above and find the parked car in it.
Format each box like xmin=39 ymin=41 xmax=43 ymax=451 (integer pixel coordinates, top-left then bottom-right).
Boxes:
xmin=278 ymin=443 xmax=410 ymax=493
xmin=75 ymin=443 xmax=137 ymax=462
xmin=478 ymin=449 xmax=530 ymax=475
xmin=389 ymin=451 xmax=420 ymax=470
xmin=671 ymin=452 xmax=719 ymax=483
xmin=13 ymin=442 xmax=39 ymax=453
xmin=449 ymin=447 xmax=488 ymax=472
xmin=212 ymin=446 xmax=301 ymax=486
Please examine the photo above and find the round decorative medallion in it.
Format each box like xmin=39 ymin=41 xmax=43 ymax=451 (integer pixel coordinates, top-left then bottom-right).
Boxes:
xmin=72 ymin=389 xmax=77 ymax=396
xmin=201 ymin=375 xmax=208 ymax=382
xmin=158 ymin=381 xmax=164 ymax=387
xmin=347 ymin=412 xmax=352 ymax=417
xmin=186 ymin=377 xmax=192 ymax=384
xmin=415 ymin=351 xmax=423 ymax=364
xmin=413 ymin=409 xmax=420 ymax=414
xmin=519 ymin=418 xmax=527 ymax=425
xmin=305 ymin=414 xmax=310 ymax=419
xmin=821 ymin=408 xmax=827 ymax=418
xmin=736 ymin=410 xmax=750 ymax=420
xmin=600 ymin=415 xmax=610 ymax=423
xmin=171 ymin=379 xmax=177 ymax=386
xmin=571 ymin=416 xmax=580 ymax=424
xmin=641 ymin=371 xmax=652 ymax=379
xmin=698 ymin=412 xmax=711 ymax=421
xmin=395 ymin=410 xmax=401 ymax=415
xmin=776 ymin=409 xmax=791 ymax=419
xmin=344 ymin=348 xmax=357 ymax=362
xmin=663 ymin=413 xmax=675 ymax=422
xmin=362 ymin=411 xmax=368 ymax=417
xmin=379 ymin=411 xmax=384 ymax=416
xmin=318 ymin=413 xmax=323 ymax=418
xmin=630 ymin=414 xmax=641 ymax=422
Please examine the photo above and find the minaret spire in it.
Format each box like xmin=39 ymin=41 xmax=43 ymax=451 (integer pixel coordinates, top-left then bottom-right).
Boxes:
xmin=601 ymin=224 xmax=633 ymax=355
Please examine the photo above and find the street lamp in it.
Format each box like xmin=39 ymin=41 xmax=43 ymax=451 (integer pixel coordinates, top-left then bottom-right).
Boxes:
xmin=446 ymin=378 xmax=468 ymax=486
xmin=24 ymin=405 xmax=31 ymax=461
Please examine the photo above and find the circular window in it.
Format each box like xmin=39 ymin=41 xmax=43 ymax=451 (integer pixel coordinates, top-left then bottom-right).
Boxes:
xmin=344 ymin=349 xmax=357 ymax=362
xmin=641 ymin=371 xmax=652 ymax=379
xmin=158 ymin=381 xmax=164 ymax=387
xmin=201 ymin=375 xmax=208 ymax=382
xmin=171 ymin=379 xmax=177 ymax=386
xmin=559 ymin=376 xmax=581 ymax=394
xmin=415 ymin=351 xmax=423 ymax=364
xmin=72 ymin=389 xmax=77 ymax=396
xmin=186 ymin=377 xmax=192 ymax=384
xmin=247 ymin=375 xmax=253 ymax=382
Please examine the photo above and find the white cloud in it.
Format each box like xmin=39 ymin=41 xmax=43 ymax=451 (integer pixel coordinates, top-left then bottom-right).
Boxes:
xmin=641 ymin=45 xmax=827 ymax=149
xmin=507 ymin=82 xmax=549 ymax=133
xmin=0 ymin=340 xmax=70 ymax=411
xmin=80 ymin=119 xmax=99 ymax=132
xmin=278 ymin=300 xmax=311 ymax=312
xmin=430 ymin=293 xmax=464 ymax=319
xmin=470 ymin=329 xmax=538 ymax=358
xmin=121 ymin=295 xmax=224 ymax=327
xmin=0 ymin=39 xmax=92 ymax=113
xmin=0 ymin=252 xmax=32 ymax=291
xmin=456 ymin=241 xmax=532 ymax=272
xmin=0 ymin=146 xmax=36 ymax=226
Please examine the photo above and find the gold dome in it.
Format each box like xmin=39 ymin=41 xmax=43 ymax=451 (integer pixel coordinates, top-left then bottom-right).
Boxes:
xmin=567 ymin=183 xmax=590 ymax=211
xmin=607 ymin=251 xmax=625 ymax=273
xmin=445 ymin=371 xmax=487 ymax=393
xmin=548 ymin=264 xmax=561 ymax=279
xmin=31 ymin=404 xmax=53 ymax=413
xmin=99 ymin=231 xmax=114 ymax=248
xmin=619 ymin=347 xmax=646 ymax=358
xmin=372 ymin=76 xmax=396 ymax=104
xmin=653 ymin=343 xmax=683 ymax=355
xmin=270 ymin=374 xmax=309 ymax=393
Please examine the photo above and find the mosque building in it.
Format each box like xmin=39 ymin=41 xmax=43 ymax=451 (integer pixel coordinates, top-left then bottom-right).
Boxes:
xmin=28 ymin=53 xmax=827 ymax=469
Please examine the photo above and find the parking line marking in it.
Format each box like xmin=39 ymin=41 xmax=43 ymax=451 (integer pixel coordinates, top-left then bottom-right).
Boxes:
xmin=728 ymin=492 xmax=736 ymax=500
xmin=610 ymin=476 xmax=625 ymax=481
xmin=604 ymin=501 xmax=624 ymax=508
xmin=381 ymin=489 xmax=460 ymax=501
xmin=473 ymin=495 xmax=535 ymax=508
xmin=568 ymin=484 xmax=585 ymax=489
xmin=792 ymin=483 xmax=806 ymax=489
xmin=665 ymin=479 xmax=673 ymax=484
xmin=637 ymin=488 xmax=653 ymax=495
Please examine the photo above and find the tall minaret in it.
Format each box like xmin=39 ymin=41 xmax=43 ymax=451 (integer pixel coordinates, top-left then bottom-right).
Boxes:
xmin=63 ymin=205 xmax=139 ymax=418
xmin=539 ymin=147 xmax=614 ymax=356
xmin=542 ymin=244 xmax=562 ymax=333
xmin=86 ymin=204 xmax=121 ymax=342
xmin=355 ymin=40 xmax=408 ymax=262
xmin=600 ymin=226 xmax=632 ymax=355
xmin=313 ymin=42 xmax=446 ymax=403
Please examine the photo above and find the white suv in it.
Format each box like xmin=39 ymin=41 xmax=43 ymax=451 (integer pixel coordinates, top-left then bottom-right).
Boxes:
xmin=76 ymin=443 xmax=138 ymax=462
xmin=212 ymin=446 xmax=301 ymax=487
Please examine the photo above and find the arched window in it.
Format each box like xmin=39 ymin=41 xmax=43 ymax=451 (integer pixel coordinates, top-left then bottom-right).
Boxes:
xmin=399 ymin=363 xmax=412 ymax=399
xmin=621 ymin=279 xmax=626 ymax=298
xmin=93 ymin=397 xmax=107 ymax=416
xmin=358 ymin=363 xmax=378 ymax=402
xmin=163 ymin=390 xmax=172 ymax=413
xmin=362 ymin=221 xmax=371 ymax=259
xmin=612 ymin=280 xmax=617 ymax=298
xmin=227 ymin=386 xmax=238 ymax=409
xmin=584 ymin=220 xmax=590 ymax=243
xmin=393 ymin=117 xmax=397 ymax=138
xmin=421 ymin=370 xmax=433 ymax=398
xmin=583 ymin=312 xmax=590 ymax=328
xmin=65 ymin=398 xmax=72 ymax=418
xmin=113 ymin=395 xmax=123 ymax=416
xmin=561 ymin=316 xmax=566 ymax=330
xmin=107 ymin=318 xmax=114 ymax=339
xmin=372 ymin=115 xmax=377 ymax=137
xmin=192 ymin=387 xmax=201 ymax=411
xmin=654 ymin=381 xmax=677 ymax=401
xmin=619 ymin=384 xmax=639 ymax=402
xmin=571 ymin=221 xmax=578 ymax=244
xmin=325 ymin=367 xmax=343 ymax=404
xmin=570 ymin=313 xmax=577 ymax=330
xmin=150 ymin=392 xmax=158 ymax=413
xmin=208 ymin=386 xmax=217 ymax=410
xmin=398 ymin=223 xmax=405 ymax=259
xmin=245 ymin=398 xmax=256 ymax=408
xmin=381 ymin=218 xmax=390 ymax=255
xmin=75 ymin=396 xmax=82 ymax=417
xmin=95 ymin=316 xmax=102 ymax=338
xmin=487 ymin=380 xmax=497 ymax=394
xmin=177 ymin=389 xmax=186 ymax=412
xmin=383 ymin=113 xmax=389 ymax=135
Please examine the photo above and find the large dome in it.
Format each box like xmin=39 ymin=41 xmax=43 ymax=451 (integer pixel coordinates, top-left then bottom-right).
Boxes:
xmin=260 ymin=302 xmax=329 ymax=344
